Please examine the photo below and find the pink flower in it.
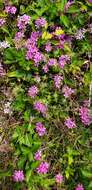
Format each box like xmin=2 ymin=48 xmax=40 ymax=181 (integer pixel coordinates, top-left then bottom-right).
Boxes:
xmin=5 ymin=6 xmax=17 ymax=14
xmin=37 ymin=162 xmax=49 ymax=174
xmin=25 ymin=32 xmax=40 ymax=48
xmin=17 ymin=14 xmax=30 ymax=30
xmin=62 ymin=85 xmax=75 ymax=98
xmin=54 ymin=75 xmax=63 ymax=89
xmin=58 ymin=55 xmax=70 ymax=69
xmin=79 ymin=106 xmax=92 ymax=125
xmin=75 ymin=29 xmax=86 ymax=40
xmin=35 ymin=17 xmax=47 ymax=28
xmin=34 ymin=150 xmax=42 ymax=160
xmin=88 ymin=0 xmax=92 ymax=3
xmin=28 ymin=85 xmax=38 ymax=98
xmin=10 ymin=6 xmax=17 ymax=14
xmin=33 ymin=51 xmax=43 ymax=65
xmin=13 ymin=170 xmax=24 ymax=182
xmin=0 ymin=18 xmax=5 ymax=27
xmin=45 ymin=43 xmax=52 ymax=52
xmin=35 ymin=122 xmax=46 ymax=136
xmin=48 ymin=58 xmax=57 ymax=67
xmin=14 ymin=31 xmax=24 ymax=40
xmin=64 ymin=118 xmax=76 ymax=129
xmin=55 ymin=173 xmax=63 ymax=183
xmin=43 ymin=64 xmax=49 ymax=73
xmin=34 ymin=101 xmax=47 ymax=115
xmin=75 ymin=184 xmax=84 ymax=190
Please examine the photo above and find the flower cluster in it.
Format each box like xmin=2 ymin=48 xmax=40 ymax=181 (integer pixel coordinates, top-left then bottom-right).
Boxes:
xmin=14 ymin=31 xmax=24 ymax=41
xmin=55 ymin=173 xmax=63 ymax=183
xmin=35 ymin=122 xmax=46 ymax=136
xmin=28 ymin=85 xmax=39 ymax=98
xmin=75 ymin=184 xmax=84 ymax=190
xmin=26 ymin=32 xmax=43 ymax=66
xmin=62 ymin=85 xmax=75 ymax=98
xmin=34 ymin=101 xmax=47 ymax=115
xmin=34 ymin=150 xmax=42 ymax=160
xmin=17 ymin=15 xmax=30 ymax=30
xmin=35 ymin=17 xmax=47 ymax=28
xmin=5 ymin=6 xmax=17 ymax=14
xmin=0 ymin=18 xmax=5 ymax=27
xmin=54 ymin=75 xmax=63 ymax=89
xmin=37 ymin=162 xmax=49 ymax=174
xmin=75 ymin=29 xmax=86 ymax=40
xmin=45 ymin=43 xmax=52 ymax=52
xmin=79 ymin=106 xmax=92 ymax=125
xmin=58 ymin=55 xmax=70 ymax=69
xmin=48 ymin=58 xmax=57 ymax=67
xmin=64 ymin=117 xmax=76 ymax=129
xmin=13 ymin=170 xmax=24 ymax=182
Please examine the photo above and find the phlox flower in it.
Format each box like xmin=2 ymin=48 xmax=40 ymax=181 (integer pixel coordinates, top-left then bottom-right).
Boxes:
xmin=17 ymin=14 xmax=30 ymax=30
xmin=54 ymin=75 xmax=63 ymax=89
xmin=14 ymin=31 xmax=24 ymax=41
xmin=79 ymin=106 xmax=92 ymax=125
xmin=55 ymin=173 xmax=63 ymax=183
xmin=88 ymin=0 xmax=92 ymax=3
xmin=0 ymin=18 xmax=6 ymax=27
xmin=28 ymin=85 xmax=39 ymax=98
xmin=43 ymin=64 xmax=49 ymax=73
xmin=5 ymin=6 xmax=17 ymax=14
xmin=35 ymin=17 xmax=47 ymax=28
xmin=37 ymin=162 xmax=49 ymax=174
xmin=62 ymin=85 xmax=75 ymax=98
xmin=75 ymin=184 xmax=84 ymax=190
xmin=34 ymin=101 xmax=47 ymax=115
xmin=45 ymin=43 xmax=52 ymax=52
xmin=48 ymin=58 xmax=57 ymax=67
xmin=58 ymin=55 xmax=70 ymax=69
xmin=34 ymin=150 xmax=42 ymax=160
xmin=64 ymin=117 xmax=76 ymax=129
xmin=13 ymin=170 xmax=24 ymax=182
xmin=35 ymin=122 xmax=46 ymax=136
xmin=75 ymin=29 xmax=86 ymax=40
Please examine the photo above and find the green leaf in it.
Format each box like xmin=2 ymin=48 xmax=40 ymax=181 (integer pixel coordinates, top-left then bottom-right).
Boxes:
xmin=65 ymin=170 xmax=69 ymax=179
xmin=24 ymin=134 xmax=32 ymax=147
xmin=26 ymin=170 xmax=32 ymax=182
xmin=21 ymin=146 xmax=31 ymax=155
xmin=18 ymin=157 xmax=26 ymax=168
xmin=68 ymin=156 xmax=73 ymax=165
xmin=0 ymin=171 xmax=11 ymax=178
xmin=88 ymin=181 xmax=92 ymax=189
xmin=67 ymin=5 xmax=80 ymax=13
xmin=31 ymin=161 xmax=39 ymax=169
xmin=60 ymin=15 xmax=70 ymax=27
xmin=59 ymin=0 xmax=67 ymax=12
xmin=82 ymin=170 xmax=92 ymax=178
xmin=23 ymin=110 xmax=31 ymax=122
xmin=4 ymin=48 xmax=17 ymax=62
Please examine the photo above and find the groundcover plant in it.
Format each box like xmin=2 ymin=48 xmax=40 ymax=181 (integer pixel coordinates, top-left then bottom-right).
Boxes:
xmin=0 ymin=0 xmax=92 ymax=189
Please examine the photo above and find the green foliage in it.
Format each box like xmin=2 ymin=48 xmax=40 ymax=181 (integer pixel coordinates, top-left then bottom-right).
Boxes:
xmin=0 ymin=0 xmax=92 ymax=189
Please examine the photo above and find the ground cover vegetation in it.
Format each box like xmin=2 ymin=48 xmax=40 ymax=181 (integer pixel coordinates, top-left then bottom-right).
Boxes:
xmin=0 ymin=0 xmax=92 ymax=189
